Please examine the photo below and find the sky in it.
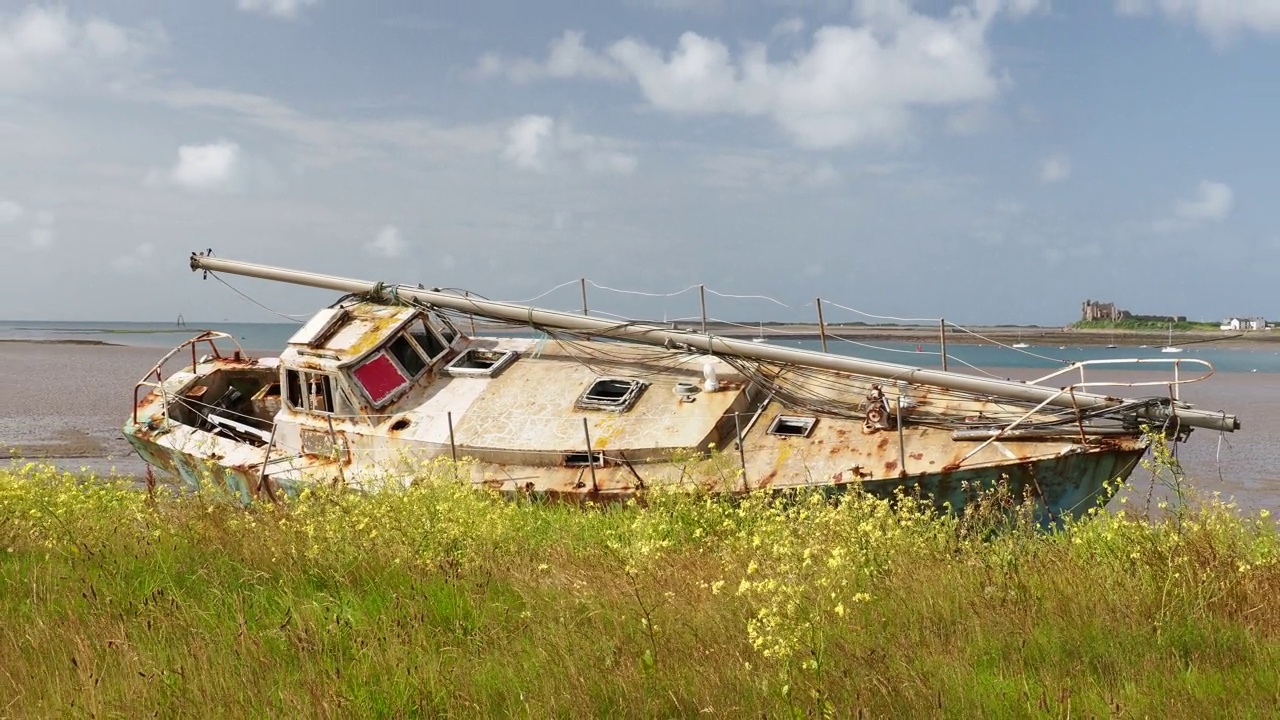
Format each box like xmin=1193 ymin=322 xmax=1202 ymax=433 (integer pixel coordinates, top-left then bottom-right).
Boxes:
xmin=1 ymin=0 xmax=1277 ymax=326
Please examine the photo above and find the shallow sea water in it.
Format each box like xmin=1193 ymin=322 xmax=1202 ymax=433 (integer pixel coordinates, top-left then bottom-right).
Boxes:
xmin=2 ymin=322 xmax=1275 ymax=513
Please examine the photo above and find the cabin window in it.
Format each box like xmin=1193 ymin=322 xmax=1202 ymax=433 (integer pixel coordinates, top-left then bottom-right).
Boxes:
xmin=353 ymin=351 xmax=410 ymax=406
xmin=767 ymin=415 xmax=817 ymax=438
xmin=285 ymin=369 xmax=304 ymax=411
xmin=407 ymin=318 xmax=447 ymax=360
xmin=284 ymin=366 xmax=345 ymax=412
xmin=444 ymin=348 xmax=518 ymax=378
xmin=431 ymin=311 xmax=459 ymax=344
xmin=310 ymin=374 xmax=335 ymax=413
xmin=284 ymin=369 xmax=343 ymax=415
xmin=575 ymin=378 xmax=648 ymax=412
xmin=389 ymin=335 xmax=428 ymax=378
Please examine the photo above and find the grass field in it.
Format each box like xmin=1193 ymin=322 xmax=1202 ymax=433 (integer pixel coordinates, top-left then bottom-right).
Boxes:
xmin=1 ymin=459 xmax=1277 ymax=717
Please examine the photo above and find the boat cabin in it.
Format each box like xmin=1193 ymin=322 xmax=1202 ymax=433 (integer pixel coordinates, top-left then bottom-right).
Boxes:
xmin=278 ymin=300 xmax=463 ymax=418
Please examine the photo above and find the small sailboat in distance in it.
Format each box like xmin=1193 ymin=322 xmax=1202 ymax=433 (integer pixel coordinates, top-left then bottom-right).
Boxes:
xmin=1160 ymin=322 xmax=1183 ymax=353
xmin=1011 ymin=331 xmax=1030 ymax=349
xmin=752 ymin=321 xmax=767 ymax=343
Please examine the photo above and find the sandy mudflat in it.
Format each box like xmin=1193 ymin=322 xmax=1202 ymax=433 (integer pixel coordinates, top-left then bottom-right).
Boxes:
xmin=2 ymin=340 xmax=1276 ymax=511
xmin=0 ymin=341 xmax=163 ymax=476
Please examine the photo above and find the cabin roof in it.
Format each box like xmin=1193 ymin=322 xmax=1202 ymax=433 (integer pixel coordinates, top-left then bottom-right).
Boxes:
xmin=280 ymin=301 xmax=418 ymax=368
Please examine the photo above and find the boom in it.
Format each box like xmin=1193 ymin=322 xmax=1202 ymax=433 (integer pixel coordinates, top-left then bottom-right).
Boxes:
xmin=190 ymin=252 xmax=1239 ymax=433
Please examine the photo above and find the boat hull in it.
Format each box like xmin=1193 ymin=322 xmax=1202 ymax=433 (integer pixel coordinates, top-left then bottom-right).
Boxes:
xmin=124 ymin=419 xmax=1146 ymax=522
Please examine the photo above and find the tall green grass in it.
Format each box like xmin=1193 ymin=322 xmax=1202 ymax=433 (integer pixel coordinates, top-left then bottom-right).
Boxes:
xmin=1 ymin=460 xmax=1276 ymax=717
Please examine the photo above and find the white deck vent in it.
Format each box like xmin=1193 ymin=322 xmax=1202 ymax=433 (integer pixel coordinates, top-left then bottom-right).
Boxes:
xmin=575 ymin=377 xmax=648 ymax=412
xmin=444 ymin=348 xmax=519 ymax=378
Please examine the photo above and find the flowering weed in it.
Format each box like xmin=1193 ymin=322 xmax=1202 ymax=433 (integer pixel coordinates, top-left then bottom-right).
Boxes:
xmin=0 ymin=461 xmax=1276 ymax=717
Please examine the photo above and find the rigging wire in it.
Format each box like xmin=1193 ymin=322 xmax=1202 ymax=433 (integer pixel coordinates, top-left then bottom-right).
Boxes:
xmin=201 ymin=270 xmax=1177 ymax=435
xmin=207 ymin=271 xmax=311 ymax=323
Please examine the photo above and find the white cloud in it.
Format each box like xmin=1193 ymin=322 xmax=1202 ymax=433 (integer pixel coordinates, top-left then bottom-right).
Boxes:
xmin=582 ymin=151 xmax=639 ymax=176
xmin=1150 ymin=180 xmax=1234 ymax=232
xmin=168 ymin=140 xmax=242 ymax=192
xmin=0 ymin=199 xmax=23 ymax=224
xmin=1175 ymin=180 xmax=1233 ymax=222
xmin=770 ymin=18 xmax=806 ymax=39
xmin=143 ymin=85 xmax=504 ymax=170
xmin=476 ymin=31 xmax=627 ymax=84
xmin=945 ymin=104 xmax=995 ymax=135
xmin=1117 ymin=0 xmax=1280 ymax=44
xmin=1005 ymin=0 xmax=1052 ymax=19
xmin=503 ymin=115 xmax=555 ymax=171
xmin=367 ymin=225 xmax=407 ymax=258
xmin=111 ymin=242 xmax=155 ymax=272
xmin=480 ymin=1 xmax=1039 ymax=149
xmin=700 ymin=153 xmax=840 ymax=192
xmin=0 ymin=5 xmax=158 ymax=92
xmin=502 ymin=115 xmax=638 ymax=176
xmin=1040 ymin=153 xmax=1071 ymax=183
xmin=29 ymin=210 xmax=54 ymax=249
xmin=237 ymin=0 xmax=319 ymax=20
xmin=633 ymin=0 xmax=725 ymax=14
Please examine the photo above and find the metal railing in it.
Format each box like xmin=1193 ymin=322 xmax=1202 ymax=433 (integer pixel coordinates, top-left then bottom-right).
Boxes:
xmin=1026 ymin=357 xmax=1213 ymax=401
xmin=131 ymin=331 xmax=245 ymax=424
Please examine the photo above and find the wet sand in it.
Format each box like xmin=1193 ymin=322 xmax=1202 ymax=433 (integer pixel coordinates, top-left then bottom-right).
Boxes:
xmin=0 ymin=342 xmax=162 ymax=476
xmin=2 ymin=341 xmax=1276 ymax=512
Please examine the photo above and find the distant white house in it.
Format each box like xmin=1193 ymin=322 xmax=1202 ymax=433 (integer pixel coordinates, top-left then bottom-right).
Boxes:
xmin=1220 ymin=317 xmax=1269 ymax=331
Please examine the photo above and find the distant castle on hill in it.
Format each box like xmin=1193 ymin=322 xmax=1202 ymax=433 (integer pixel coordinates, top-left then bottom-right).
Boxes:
xmin=1080 ymin=300 xmax=1185 ymax=324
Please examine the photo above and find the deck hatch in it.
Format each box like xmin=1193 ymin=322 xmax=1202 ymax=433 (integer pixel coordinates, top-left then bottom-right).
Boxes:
xmin=444 ymin=348 xmax=518 ymax=378
xmin=564 ymin=451 xmax=606 ymax=468
xmin=767 ymin=415 xmax=817 ymax=438
xmin=575 ymin=377 xmax=648 ymax=412
xmin=288 ymin=307 xmax=347 ymax=347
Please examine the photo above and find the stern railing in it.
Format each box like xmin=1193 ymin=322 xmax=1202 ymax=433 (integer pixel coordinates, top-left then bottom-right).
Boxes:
xmin=131 ymin=331 xmax=246 ymax=424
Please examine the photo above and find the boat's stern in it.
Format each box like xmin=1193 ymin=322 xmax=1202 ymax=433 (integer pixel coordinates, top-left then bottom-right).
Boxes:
xmin=123 ymin=331 xmax=344 ymax=499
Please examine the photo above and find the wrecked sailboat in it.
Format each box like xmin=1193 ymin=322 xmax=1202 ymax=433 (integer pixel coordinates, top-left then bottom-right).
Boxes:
xmin=123 ymin=252 xmax=1240 ymax=519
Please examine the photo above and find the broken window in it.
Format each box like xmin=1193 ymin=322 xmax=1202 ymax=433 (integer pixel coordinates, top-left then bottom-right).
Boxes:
xmin=444 ymin=348 xmax=518 ymax=378
xmin=353 ymin=351 xmax=409 ymax=406
xmin=407 ymin=318 xmax=447 ymax=360
xmin=767 ymin=415 xmax=817 ymax=438
xmin=285 ymin=369 xmax=304 ymax=411
xmin=431 ymin=311 xmax=459 ymax=344
xmin=389 ymin=334 xmax=428 ymax=378
xmin=575 ymin=378 xmax=648 ymax=412
xmin=310 ymin=374 xmax=334 ymax=413
xmin=283 ymin=369 xmax=345 ymax=415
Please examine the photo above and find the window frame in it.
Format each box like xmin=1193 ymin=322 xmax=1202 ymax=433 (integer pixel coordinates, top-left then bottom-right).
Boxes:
xmin=405 ymin=317 xmax=449 ymax=363
xmin=282 ymin=368 xmax=350 ymax=416
xmin=443 ymin=348 xmax=519 ymax=378
xmin=574 ymin=377 xmax=649 ymax=413
xmin=351 ymin=349 xmax=415 ymax=409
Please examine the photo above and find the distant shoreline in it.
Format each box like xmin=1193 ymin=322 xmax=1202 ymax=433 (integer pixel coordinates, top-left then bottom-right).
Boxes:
xmin=4 ymin=325 xmax=1277 ymax=350
xmin=0 ymin=338 xmax=123 ymax=347
xmin=674 ymin=324 xmax=1279 ymax=350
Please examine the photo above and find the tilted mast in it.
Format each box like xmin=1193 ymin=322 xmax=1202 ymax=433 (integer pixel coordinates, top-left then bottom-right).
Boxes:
xmin=189 ymin=252 xmax=1239 ymax=433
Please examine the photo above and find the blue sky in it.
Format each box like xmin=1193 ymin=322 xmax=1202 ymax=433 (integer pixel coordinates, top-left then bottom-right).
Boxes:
xmin=1 ymin=0 xmax=1277 ymax=325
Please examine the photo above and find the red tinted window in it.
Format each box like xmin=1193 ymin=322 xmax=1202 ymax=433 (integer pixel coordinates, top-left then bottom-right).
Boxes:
xmin=353 ymin=351 xmax=407 ymax=405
